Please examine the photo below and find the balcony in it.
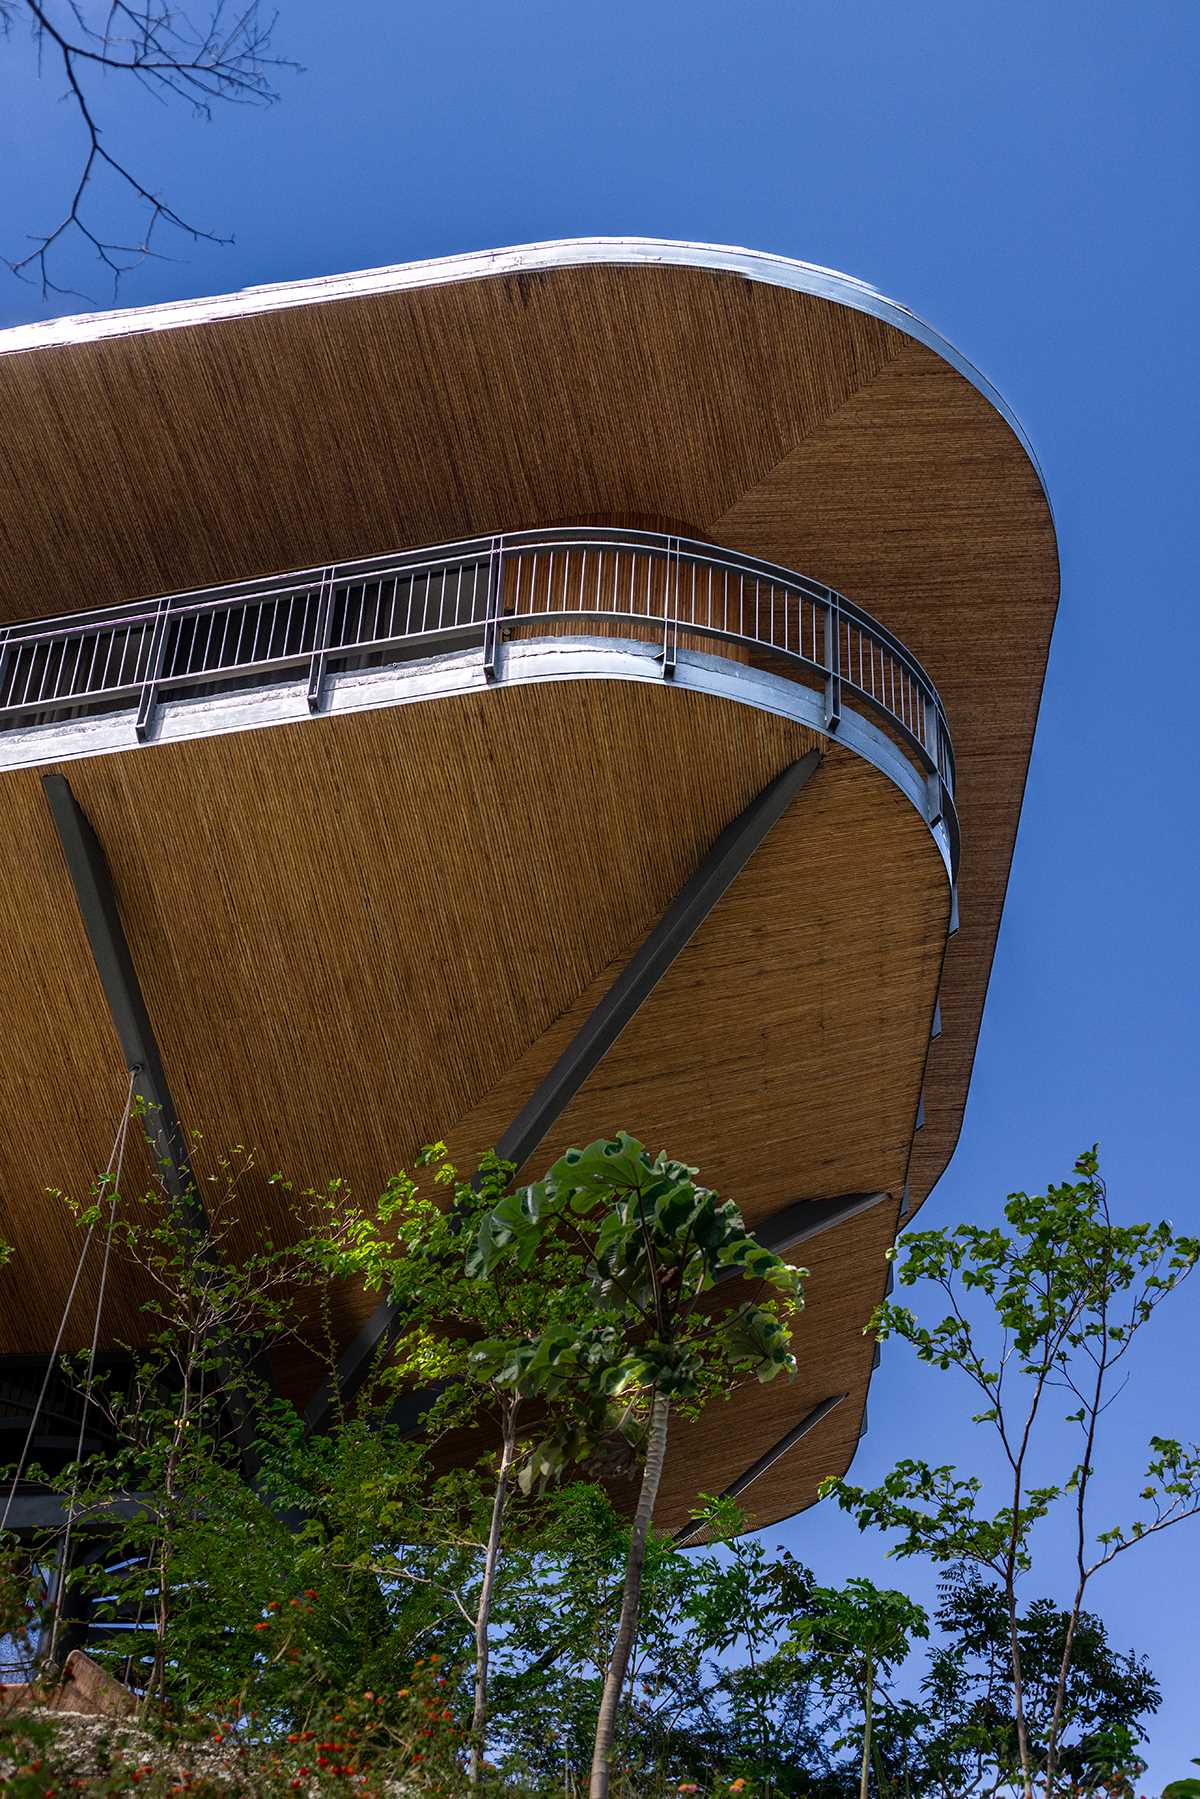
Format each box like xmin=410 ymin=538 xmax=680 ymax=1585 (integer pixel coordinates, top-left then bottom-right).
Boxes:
xmin=0 ymin=527 xmax=957 ymax=874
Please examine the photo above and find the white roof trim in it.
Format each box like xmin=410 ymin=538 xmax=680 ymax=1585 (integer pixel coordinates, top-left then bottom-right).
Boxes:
xmin=0 ymin=235 xmax=1050 ymax=507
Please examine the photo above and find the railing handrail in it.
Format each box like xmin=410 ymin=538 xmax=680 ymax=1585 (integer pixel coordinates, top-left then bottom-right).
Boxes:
xmin=0 ymin=527 xmax=957 ymax=863
xmin=0 ymin=527 xmax=942 ymax=697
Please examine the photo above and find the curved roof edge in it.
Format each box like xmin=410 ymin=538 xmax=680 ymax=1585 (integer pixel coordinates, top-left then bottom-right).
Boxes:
xmin=0 ymin=235 xmax=1052 ymax=521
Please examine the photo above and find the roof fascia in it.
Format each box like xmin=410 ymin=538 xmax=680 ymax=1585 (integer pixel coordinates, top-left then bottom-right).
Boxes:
xmin=0 ymin=236 xmax=1051 ymax=519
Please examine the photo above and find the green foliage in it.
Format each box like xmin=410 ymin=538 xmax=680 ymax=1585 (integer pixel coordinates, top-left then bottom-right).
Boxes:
xmin=790 ymin=1576 xmax=929 ymax=1678
xmin=789 ymin=1579 xmax=928 ymax=1799
xmin=821 ymin=1149 xmax=1195 ymax=1797
xmin=0 ymin=1136 xmax=1180 ymax=1796
xmin=913 ymin=1567 xmax=1158 ymax=1798
xmin=467 ymin=1133 xmax=805 ymax=1485
xmin=826 ymin=1149 xmax=1200 ymax=1575
xmin=463 ymin=1133 xmax=806 ymax=1796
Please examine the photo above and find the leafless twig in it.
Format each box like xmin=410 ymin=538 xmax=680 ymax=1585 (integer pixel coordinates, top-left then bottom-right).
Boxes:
xmin=2 ymin=0 xmax=294 ymax=300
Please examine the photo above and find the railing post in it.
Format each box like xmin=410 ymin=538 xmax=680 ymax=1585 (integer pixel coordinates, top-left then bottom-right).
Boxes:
xmin=483 ymin=536 xmax=504 ymax=681
xmin=306 ymin=569 xmax=335 ymax=714
xmin=134 ymin=597 xmax=172 ymax=741
xmin=0 ymin=625 xmax=10 ymax=713
xmin=824 ymin=590 xmax=842 ymax=731
xmin=923 ymin=696 xmax=944 ymax=830
xmin=660 ymin=537 xmax=678 ymax=678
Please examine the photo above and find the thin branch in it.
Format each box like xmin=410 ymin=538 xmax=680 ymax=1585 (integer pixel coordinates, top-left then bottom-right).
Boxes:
xmin=5 ymin=0 xmax=294 ymax=298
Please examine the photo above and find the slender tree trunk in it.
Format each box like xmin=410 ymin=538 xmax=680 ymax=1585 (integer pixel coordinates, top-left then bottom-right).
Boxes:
xmin=1005 ymin=1567 xmax=1034 ymax=1799
xmin=589 ymin=1390 xmax=670 ymax=1799
xmin=146 ymin=1345 xmax=194 ymax=1713
xmin=469 ymin=1408 xmax=517 ymax=1786
xmin=871 ymin=1710 xmax=890 ymax=1799
xmin=1046 ymin=1325 xmax=1108 ymax=1794
xmin=860 ymin=1648 xmax=874 ymax=1799
xmin=1044 ymin=1582 xmax=1085 ymax=1796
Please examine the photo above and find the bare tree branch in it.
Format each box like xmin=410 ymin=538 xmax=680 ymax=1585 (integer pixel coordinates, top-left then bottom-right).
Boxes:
xmin=3 ymin=0 xmax=294 ymax=300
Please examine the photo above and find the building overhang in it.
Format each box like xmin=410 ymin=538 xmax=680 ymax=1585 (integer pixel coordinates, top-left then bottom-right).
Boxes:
xmin=0 ymin=240 xmax=1059 ymax=1531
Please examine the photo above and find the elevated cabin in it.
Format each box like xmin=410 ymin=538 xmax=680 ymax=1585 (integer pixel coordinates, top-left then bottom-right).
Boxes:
xmin=0 ymin=240 xmax=1058 ymax=1534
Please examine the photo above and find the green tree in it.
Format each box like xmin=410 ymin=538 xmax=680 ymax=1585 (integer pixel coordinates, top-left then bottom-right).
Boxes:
xmin=913 ymin=1567 xmax=1158 ymax=1799
xmin=3 ymin=1149 xmax=439 ymax=1717
xmin=789 ymin=1578 xmax=928 ymax=1799
xmin=822 ymin=1149 xmax=1200 ymax=1799
xmin=482 ymin=1492 xmax=829 ymax=1797
xmin=313 ymin=1144 xmax=610 ymax=1785
xmin=467 ymin=1132 xmax=806 ymax=1799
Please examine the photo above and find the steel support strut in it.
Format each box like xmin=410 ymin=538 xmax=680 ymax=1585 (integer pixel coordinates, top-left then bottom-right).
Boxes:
xmin=747 ymin=1190 xmax=889 ymax=1260
xmin=304 ymin=749 xmax=824 ymax=1432
xmin=673 ymin=1392 xmax=847 ymax=1540
xmin=41 ymin=774 xmax=271 ymax=1480
xmin=42 ymin=773 xmax=204 ymax=1233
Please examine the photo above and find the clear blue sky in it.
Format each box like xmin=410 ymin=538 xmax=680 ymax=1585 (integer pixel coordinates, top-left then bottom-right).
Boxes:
xmin=3 ymin=0 xmax=1198 ymax=1783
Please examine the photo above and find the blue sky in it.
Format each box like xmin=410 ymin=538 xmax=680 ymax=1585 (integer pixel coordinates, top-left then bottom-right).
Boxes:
xmin=3 ymin=0 xmax=1198 ymax=1782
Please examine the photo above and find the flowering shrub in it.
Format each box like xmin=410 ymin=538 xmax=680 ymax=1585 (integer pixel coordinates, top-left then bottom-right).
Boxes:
xmin=0 ymin=1659 xmax=464 ymax=1796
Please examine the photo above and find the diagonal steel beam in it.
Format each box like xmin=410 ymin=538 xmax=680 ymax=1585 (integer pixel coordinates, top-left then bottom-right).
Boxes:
xmin=305 ymin=749 xmax=823 ymax=1432
xmin=41 ymin=775 xmax=277 ymax=1478
xmin=720 ymin=1190 xmax=890 ymax=1277
xmin=42 ymin=773 xmax=205 ymax=1235
xmin=492 ymin=749 xmax=822 ymax=1173
xmin=672 ymin=1392 xmax=847 ymax=1543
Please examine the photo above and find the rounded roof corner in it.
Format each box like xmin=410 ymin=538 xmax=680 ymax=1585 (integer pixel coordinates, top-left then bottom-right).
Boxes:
xmin=0 ymin=235 xmax=1054 ymax=536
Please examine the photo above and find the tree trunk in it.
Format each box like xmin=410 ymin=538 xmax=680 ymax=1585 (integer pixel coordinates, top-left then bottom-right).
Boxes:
xmin=469 ymin=1412 xmax=517 ymax=1787
xmin=860 ymin=1648 xmax=874 ymax=1799
xmin=1005 ymin=1573 xmax=1034 ymax=1798
xmin=589 ymin=1390 xmax=670 ymax=1799
xmin=1044 ymin=1587 xmax=1085 ymax=1796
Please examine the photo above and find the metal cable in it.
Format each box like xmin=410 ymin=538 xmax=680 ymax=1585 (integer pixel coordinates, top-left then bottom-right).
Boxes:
xmin=46 ymin=1079 xmax=137 ymax=1666
xmin=0 ymin=1068 xmax=138 ymax=1537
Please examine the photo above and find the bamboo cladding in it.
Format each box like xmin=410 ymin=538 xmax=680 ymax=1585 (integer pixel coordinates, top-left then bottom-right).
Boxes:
xmin=0 ymin=684 xmax=819 ymax=1352
xmin=0 ymin=268 xmax=901 ymax=624
xmin=0 ymin=251 xmax=1056 ymax=1525
xmin=0 ymin=680 xmax=942 ymax=1527
xmin=0 ymin=260 xmax=1056 ymax=1237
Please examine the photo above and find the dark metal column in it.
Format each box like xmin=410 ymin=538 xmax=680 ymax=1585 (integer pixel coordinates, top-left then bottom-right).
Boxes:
xmin=42 ymin=773 xmax=204 ymax=1234
xmin=749 ymin=1190 xmax=889 ymax=1260
xmin=304 ymin=748 xmax=823 ymax=1431
xmin=41 ymin=775 xmax=271 ymax=1481
xmin=672 ymin=1392 xmax=847 ymax=1543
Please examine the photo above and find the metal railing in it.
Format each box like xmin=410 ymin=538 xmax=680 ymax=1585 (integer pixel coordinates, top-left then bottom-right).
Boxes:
xmin=0 ymin=526 xmax=956 ymax=852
